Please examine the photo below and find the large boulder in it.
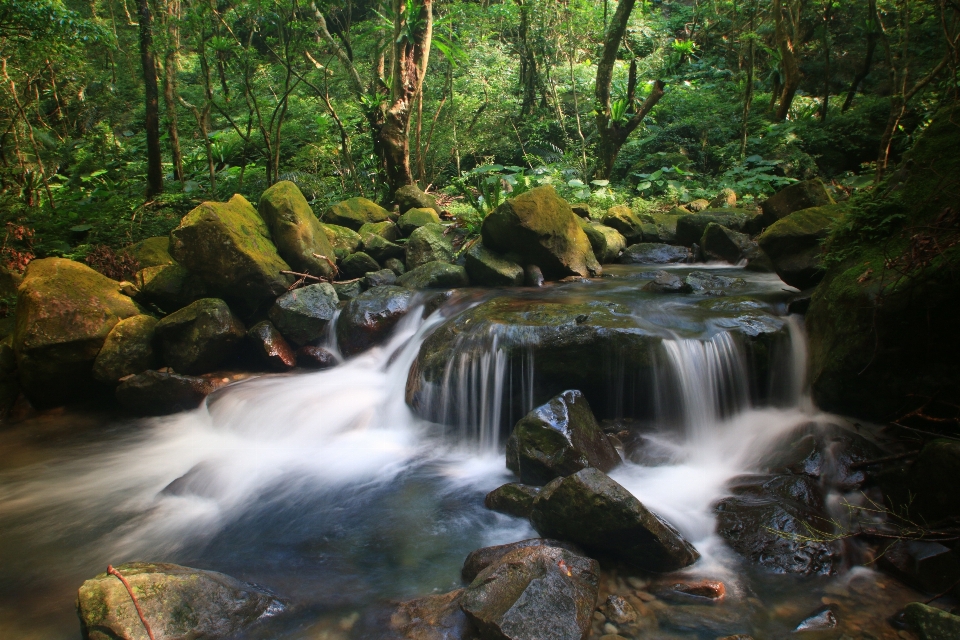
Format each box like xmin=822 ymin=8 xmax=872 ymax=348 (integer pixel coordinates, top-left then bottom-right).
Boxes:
xmin=395 ymin=184 xmax=440 ymax=214
xmin=756 ymin=204 xmax=845 ymax=289
xmin=336 ymin=286 xmax=416 ymax=357
xmin=76 ymin=562 xmax=282 ymax=640
xmin=602 ymin=205 xmax=644 ymax=242
xmin=577 ymin=219 xmax=625 ymax=264
xmin=505 ymin=390 xmax=620 ymax=485
xmin=675 ymin=209 xmax=763 ymax=247
xmin=130 ymin=236 xmax=176 ymax=268
xmin=760 ymin=178 xmax=834 ymax=228
xmin=13 ymin=258 xmax=140 ymax=406
xmin=530 ymin=467 xmax=700 ymax=572
xmin=154 ymin=298 xmax=246 ymax=374
xmin=321 ymin=223 xmax=362 ymax=259
xmin=398 ymin=207 xmax=442 ymax=236
xmin=115 ymin=370 xmax=229 ymax=415
xmin=464 ymin=242 xmax=523 ymax=286
xmin=459 ymin=544 xmax=600 ymax=640
xmin=715 ymin=474 xmax=841 ymax=575
xmin=92 ymin=315 xmax=159 ymax=384
xmin=619 ymin=243 xmax=691 ymax=264
xmin=258 ymin=180 xmax=336 ymax=277
xmin=701 ymin=223 xmax=756 ymax=263
xmin=134 ymin=264 xmax=208 ymax=313
xmin=903 ymin=602 xmax=960 ymax=640
xmin=324 ymin=197 xmax=391 ymax=230
xmin=641 ymin=211 xmax=686 ymax=244
xmin=169 ymin=194 xmax=291 ymax=315
xmin=268 ymin=283 xmax=339 ymax=346
xmin=406 ymin=223 xmax=456 ymax=269
xmin=482 ymin=186 xmax=601 ymax=279
xmin=398 ymin=261 xmax=469 ymax=289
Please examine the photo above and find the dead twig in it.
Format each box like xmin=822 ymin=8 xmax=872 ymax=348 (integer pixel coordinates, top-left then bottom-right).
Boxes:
xmin=312 ymin=253 xmax=339 ymax=279
xmin=850 ymin=450 xmax=920 ymax=470
xmin=107 ymin=565 xmax=156 ymax=640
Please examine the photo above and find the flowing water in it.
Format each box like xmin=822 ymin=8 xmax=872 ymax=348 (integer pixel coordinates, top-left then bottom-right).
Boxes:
xmin=0 ymin=265 xmax=920 ymax=639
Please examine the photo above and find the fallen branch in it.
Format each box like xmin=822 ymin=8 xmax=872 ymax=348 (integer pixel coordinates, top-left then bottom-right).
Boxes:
xmin=850 ymin=450 xmax=919 ymax=470
xmin=107 ymin=565 xmax=156 ymax=640
xmin=312 ymin=253 xmax=339 ymax=279
xmin=281 ymin=270 xmax=324 ymax=281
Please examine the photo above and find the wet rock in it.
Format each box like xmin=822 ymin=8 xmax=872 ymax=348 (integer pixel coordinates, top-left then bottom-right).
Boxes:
xmin=642 ymin=271 xmax=692 ymax=293
xmin=385 ymin=258 xmax=407 ymax=276
xmin=484 ymin=483 xmax=541 ymax=518
xmin=268 ymin=283 xmax=339 ymax=346
xmin=398 ymin=262 xmax=469 ymax=289
xmin=359 ymin=220 xmax=401 ymax=242
xmin=760 ymin=178 xmax=834 ymax=228
xmin=130 ymin=236 xmax=176 ymax=267
xmin=115 ymin=370 xmax=229 ymax=415
xmin=715 ymin=473 xmax=841 ymax=575
xmin=14 ymin=258 xmax=140 ymax=406
xmin=794 ymin=606 xmax=837 ymax=631
xmin=362 ymin=233 xmax=405 ymax=264
xmin=656 ymin=603 xmax=752 ymax=637
xmin=577 ymin=218 xmax=626 ymax=264
xmin=761 ymin=423 xmax=878 ymax=491
xmin=258 ymin=180 xmax=336 ymax=277
xmin=675 ymin=209 xmax=763 ymax=247
xmin=135 ymin=264 xmax=208 ymax=313
xmin=619 ymin=243 xmax=690 ymax=265
xmin=336 ymin=286 xmax=416 ymax=357
xmin=395 ymin=184 xmax=440 ymax=214
xmin=756 ymin=204 xmax=846 ymax=290
xmin=530 ymin=467 xmax=701 ymax=572
xmin=332 ymin=280 xmax=363 ymax=300
xmin=398 ymin=207 xmax=442 ymax=236
xmin=464 ymin=241 xmax=523 ymax=286
xmin=247 ymin=321 xmax=296 ymax=371
xmin=92 ymin=315 xmax=159 ymax=384
xmin=154 ymin=298 xmax=246 ymax=374
xmin=324 ymin=196 xmax=391 ymax=230
xmin=903 ymin=602 xmax=960 ymax=640
xmin=169 ymin=194 xmax=292 ymax=315
xmin=460 ymin=544 xmax=600 ymax=640
xmin=684 ymin=271 xmax=746 ymax=294
xmin=321 ymin=223 xmax=362 ymax=259
xmin=700 ymin=223 xmax=755 ymax=264
xmin=880 ymin=540 xmax=960 ymax=595
xmin=390 ymin=589 xmax=477 ymax=640
xmin=505 ymin=390 xmax=621 ymax=485
xmin=365 ymin=268 xmax=399 ymax=289
xmin=340 ymin=251 xmax=381 ymax=280
xmin=296 ymin=345 xmax=338 ymax=369
xmin=788 ymin=293 xmax=812 ymax=314
xmin=600 ymin=595 xmax=637 ymax=625
xmin=652 ymin=579 xmax=726 ymax=602
xmin=406 ymin=223 xmax=456 ymax=269
xmin=461 ymin=539 xmax=584 ymax=583
xmin=602 ymin=205 xmax=644 ymax=242
xmin=523 ymin=264 xmax=544 ymax=287
xmin=76 ymin=561 xmax=282 ymax=640
xmin=482 ymin=186 xmax=601 ymax=279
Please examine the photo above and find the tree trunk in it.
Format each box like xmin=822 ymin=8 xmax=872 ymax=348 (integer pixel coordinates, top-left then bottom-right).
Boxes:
xmin=518 ymin=0 xmax=537 ymax=116
xmin=842 ymin=0 xmax=878 ymax=112
xmin=819 ymin=2 xmax=832 ymax=122
xmin=138 ymin=0 xmax=163 ymax=197
xmin=773 ymin=0 xmax=801 ymax=122
xmin=162 ymin=0 xmax=183 ymax=184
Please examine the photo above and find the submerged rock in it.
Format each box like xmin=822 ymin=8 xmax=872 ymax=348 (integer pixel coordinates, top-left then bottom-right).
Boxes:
xmin=484 ymin=483 xmax=541 ymax=518
xmin=879 ymin=540 xmax=960 ymax=595
xmin=684 ymin=271 xmax=746 ymax=294
xmin=398 ymin=261 xmax=469 ymax=289
xmin=247 ymin=321 xmax=296 ymax=371
xmin=642 ymin=271 xmax=692 ymax=293
xmin=268 ymin=283 xmax=339 ymax=346
xmin=324 ymin=197 xmax=391 ymax=230
xmin=92 ymin=315 xmax=159 ymax=384
xmin=258 ymin=180 xmax=336 ymax=277
xmin=505 ymin=390 xmax=620 ymax=485
xmin=76 ymin=562 xmax=282 ymax=640
xmin=115 ymin=370 xmax=229 ymax=415
xmin=154 ymin=298 xmax=246 ymax=375
xmin=482 ymin=186 xmax=601 ymax=279
xmin=756 ymin=204 xmax=846 ymax=290
xmin=460 ymin=543 xmax=599 ymax=640
xmin=619 ymin=243 xmax=690 ymax=265
xmin=336 ymin=286 xmax=416 ymax=357
xmin=389 ymin=589 xmax=478 ymax=640
xmin=530 ymin=467 xmax=701 ymax=572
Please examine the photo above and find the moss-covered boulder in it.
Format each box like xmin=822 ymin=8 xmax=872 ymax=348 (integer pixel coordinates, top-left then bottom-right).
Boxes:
xmin=406 ymin=223 xmax=455 ymax=269
xmin=130 ymin=236 xmax=176 ymax=268
xmin=324 ymin=197 xmax=391 ymax=230
xmin=398 ymin=261 xmax=469 ymax=289
xmin=701 ymin=223 xmax=755 ymax=264
xmin=639 ymin=212 xmax=685 ymax=244
xmin=134 ymin=264 xmax=208 ymax=313
xmin=321 ymin=223 xmax=362 ymax=260
xmin=484 ymin=483 xmax=541 ymax=518
xmin=92 ymin=315 xmax=158 ymax=384
xmin=530 ymin=467 xmax=701 ymax=572
xmin=14 ymin=258 xmax=140 ymax=406
xmin=464 ymin=241 xmax=523 ymax=286
xmin=258 ymin=180 xmax=336 ymax=277
xmin=268 ymin=283 xmax=339 ymax=346
xmin=115 ymin=370 xmax=229 ymax=415
xmin=756 ymin=205 xmax=845 ymax=289
xmin=619 ymin=243 xmax=691 ymax=264
xmin=760 ymin=178 xmax=834 ymax=228
xmin=903 ymin=602 xmax=960 ymax=640
xmin=76 ymin=562 xmax=282 ymax=640
xmin=361 ymin=232 xmax=404 ymax=264
xmin=169 ymin=194 xmax=291 ymax=315
xmin=602 ymin=205 xmax=644 ymax=242
xmin=395 ymin=184 xmax=440 ymax=214
xmin=482 ymin=186 xmax=600 ymax=279
xmin=154 ymin=298 xmax=246 ymax=374
xmin=358 ymin=220 xmax=401 ymax=242
xmin=336 ymin=286 xmax=417 ymax=357
xmin=247 ymin=320 xmax=296 ymax=372
xmin=339 ymin=251 xmax=381 ymax=279
xmin=397 ymin=207 xmax=442 ymax=237
xmin=675 ymin=209 xmax=763 ymax=246
xmin=505 ymin=390 xmax=620 ymax=485
xmin=577 ymin=218 xmax=626 ymax=263
xmin=384 ymin=258 xmax=406 ymax=276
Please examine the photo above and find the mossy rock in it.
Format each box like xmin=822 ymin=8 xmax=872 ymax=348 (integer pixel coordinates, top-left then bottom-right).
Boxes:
xmin=903 ymin=602 xmax=960 ymax=640
xmin=14 ymin=258 xmax=140 ymax=407
xmin=76 ymin=562 xmax=282 ymax=640
xmin=134 ymin=264 xmax=208 ymax=313
xmin=92 ymin=314 xmax=159 ymax=384
xmin=339 ymin=251 xmax=380 ymax=279
xmin=394 ymin=184 xmax=440 ymax=214
xmin=320 ymin=223 xmax=362 ymax=259
xmin=484 ymin=483 xmax=541 ymax=518
xmin=643 ymin=212 xmax=686 ymax=244
xmin=360 ymin=233 xmax=404 ymax=264
xmin=405 ymin=223 xmax=455 ymax=269
xmin=482 ymin=185 xmax=601 ymax=279
xmin=757 ymin=204 xmax=846 ymax=289
xmin=169 ymin=194 xmax=292 ymax=316
xmin=268 ymin=283 xmax=339 ymax=346
xmin=700 ymin=223 xmax=761 ymax=265
xmin=358 ymin=220 xmax=400 ymax=242
xmin=324 ymin=197 xmax=391 ymax=230
xmin=464 ymin=241 xmax=523 ymax=286
xmin=258 ymin=180 xmax=336 ymax=277
xmin=154 ymin=298 xmax=246 ymax=374
xmin=130 ymin=236 xmax=176 ymax=268
xmin=397 ymin=207 xmax=442 ymax=236
xmin=602 ymin=205 xmax=644 ymax=242
xmin=675 ymin=208 xmax=763 ymax=247
xmin=398 ymin=261 xmax=469 ymax=289
xmin=577 ymin=219 xmax=625 ymax=264
xmin=760 ymin=178 xmax=834 ymax=228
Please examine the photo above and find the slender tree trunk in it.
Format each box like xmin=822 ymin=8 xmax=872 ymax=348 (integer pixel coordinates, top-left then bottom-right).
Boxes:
xmin=842 ymin=0 xmax=878 ymax=112
xmin=819 ymin=2 xmax=832 ymax=121
xmin=773 ymin=0 xmax=801 ymax=122
xmin=518 ymin=0 xmax=537 ymax=116
xmin=138 ymin=0 xmax=164 ymax=197
xmin=740 ymin=35 xmax=755 ymax=157
xmin=163 ymin=0 xmax=183 ymax=183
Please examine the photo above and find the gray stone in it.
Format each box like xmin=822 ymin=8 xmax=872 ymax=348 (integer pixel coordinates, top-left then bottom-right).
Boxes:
xmin=364 ymin=268 xmax=399 ymax=289
xmin=336 ymin=286 xmax=416 ymax=357
xmin=340 ymin=251 xmax=381 ymax=280
xmin=619 ymin=243 xmax=691 ymax=264
xmin=406 ymin=223 xmax=455 ymax=269
xmin=398 ymin=262 xmax=469 ymax=289
xmin=268 ymin=283 xmax=339 ymax=346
